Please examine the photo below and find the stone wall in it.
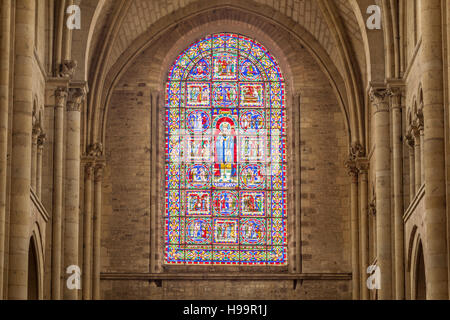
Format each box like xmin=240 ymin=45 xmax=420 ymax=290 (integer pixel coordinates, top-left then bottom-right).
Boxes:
xmin=102 ymin=29 xmax=351 ymax=299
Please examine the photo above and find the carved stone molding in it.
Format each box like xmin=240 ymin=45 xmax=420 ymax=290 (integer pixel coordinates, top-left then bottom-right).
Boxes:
xmin=368 ymin=199 xmax=376 ymax=216
xmin=94 ymin=163 xmax=105 ymax=182
xmin=369 ymin=87 xmax=390 ymax=112
xmin=345 ymin=158 xmax=359 ymax=181
xmin=387 ymin=86 xmax=404 ymax=111
xmin=37 ymin=133 xmax=46 ymax=149
xmin=55 ymin=87 xmax=68 ymax=108
xmin=415 ymin=108 xmax=424 ymax=130
xmin=67 ymin=87 xmax=86 ymax=112
xmin=350 ymin=142 xmax=365 ymax=160
xmin=59 ymin=60 xmax=78 ymax=78
xmin=405 ymin=132 xmax=415 ymax=149
xmin=87 ymin=143 xmax=103 ymax=158
xmin=356 ymin=158 xmax=369 ymax=174
xmin=85 ymin=162 xmax=95 ymax=178
xmin=32 ymin=124 xmax=41 ymax=139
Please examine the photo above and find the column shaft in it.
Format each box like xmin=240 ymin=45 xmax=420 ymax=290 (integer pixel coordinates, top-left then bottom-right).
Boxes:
xmin=0 ymin=0 xmax=11 ymax=299
xmin=420 ymin=0 xmax=449 ymax=299
xmin=414 ymin=134 xmax=421 ymax=192
xmin=36 ymin=135 xmax=45 ymax=198
xmin=54 ymin=0 xmax=66 ymax=69
xmin=31 ymin=129 xmax=39 ymax=191
xmin=294 ymin=94 xmax=302 ymax=273
xmin=63 ymin=0 xmax=73 ymax=61
xmin=93 ymin=164 xmax=103 ymax=300
xmin=406 ymin=135 xmax=415 ymax=202
xmin=420 ymin=130 xmax=424 ymax=185
xmin=8 ymin=0 xmax=36 ymax=299
xmin=82 ymin=163 xmax=93 ymax=300
xmin=391 ymin=92 xmax=405 ymax=300
xmin=150 ymin=91 xmax=157 ymax=273
xmin=358 ymin=167 xmax=369 ymax=300
xmin=52 ymin=88 xmax=67 ymax=300
xmin=63 ymin=90 xmax=82 ymax=300
xmin=371 ymin=88 xmax=392 ymax=299
xmin=349 ymin=165 xmax=360 ymax=299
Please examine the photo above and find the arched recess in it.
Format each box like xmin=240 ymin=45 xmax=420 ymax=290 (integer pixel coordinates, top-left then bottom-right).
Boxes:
xmin=164 ymin=32 xmax=288 ymax=265
xmin=414 ymin=241 xmax=426 ymax=300
xmin=28 ymin=225 xmax=45 ymax=300
xmin=102 ymin=14 xmax=351 ymax=277
xmin=88 ymin=2 xmax=360 ymax=153
xmin=27 ymin=238 xmax=38 ymax=300
xmin=408 ymin=228 xmax=427 ymax=300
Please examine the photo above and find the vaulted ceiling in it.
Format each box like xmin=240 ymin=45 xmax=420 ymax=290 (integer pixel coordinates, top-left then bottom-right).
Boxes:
xmin=74 ymin=0 xmax=389 ymax=151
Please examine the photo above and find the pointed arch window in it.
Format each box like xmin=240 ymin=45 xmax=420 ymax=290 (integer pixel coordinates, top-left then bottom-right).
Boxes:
xmin=165 ymin=33 xmax=286 ymax=265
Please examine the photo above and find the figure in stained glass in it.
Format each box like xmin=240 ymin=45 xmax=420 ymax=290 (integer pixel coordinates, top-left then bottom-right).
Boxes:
xmin=165 ymin=33 xmax=286 ymax=265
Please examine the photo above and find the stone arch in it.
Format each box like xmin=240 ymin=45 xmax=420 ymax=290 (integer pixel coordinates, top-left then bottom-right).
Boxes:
xmin=102 ymin=11 xmax=351 ymax=282
xmin=417 ymin=84 xmax=423 ymax=110
xmin=27 ymin=237 xmax=38 ymax=299
xmin=95 ymin=4 xmax=354 ymax=151
xmin=411 ymin=238 xmax=426 ymax=300
xmin=412 ymin=96 xmax=418 ymax=121
xmin=28 ymin=225 xmax=44 ymax=300
xmin=407 ymin=227 xmax=427 ymax=300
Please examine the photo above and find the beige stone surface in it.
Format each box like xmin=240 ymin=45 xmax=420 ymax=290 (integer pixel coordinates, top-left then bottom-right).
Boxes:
xmin=0 ymin=0 xmax=448 ymax=300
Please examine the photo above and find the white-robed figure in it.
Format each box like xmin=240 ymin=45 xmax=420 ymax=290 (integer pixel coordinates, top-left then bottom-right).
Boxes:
xmin=216 ymin=122 xmax=234 ymax=163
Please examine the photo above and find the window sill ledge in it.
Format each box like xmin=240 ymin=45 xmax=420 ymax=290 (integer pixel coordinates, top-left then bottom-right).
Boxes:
xmin=100 ymin=272 xmax=352 ymax=281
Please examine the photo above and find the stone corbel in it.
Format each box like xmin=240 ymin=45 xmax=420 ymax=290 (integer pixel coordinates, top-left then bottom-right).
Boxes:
xmin=87 ymin=143 xmax=103 ymax=158
xmin=59 ymin=60 xmax=78 ymax=78
xmin=350 ymin=142 xmax=365 ymax=161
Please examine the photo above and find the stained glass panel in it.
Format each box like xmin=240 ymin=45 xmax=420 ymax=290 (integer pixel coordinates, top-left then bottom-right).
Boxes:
xmin=165 ymin=33 xmax=286 ymax=265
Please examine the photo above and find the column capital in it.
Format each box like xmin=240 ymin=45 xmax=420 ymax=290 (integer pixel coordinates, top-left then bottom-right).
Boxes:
xmin=405 ymin=131 xmax=415 ymax=148
xmin=67 ymin=87 xmax=86 ymax=112
xmin=386 ymin=79 xmax=405 ymax=98
xmin=37 ymin=133 xmax=46 ymax=149
xmin=345 ymin=158 xmax=359 ymax=181
xmin=387 ymin=86 xmax=404 ymax=98
xmin=356 ymin=158 xmax=369 ymax=174
xmin=55 ymin=87 xmax=68 ymax=108
xmin=85 ymin=162 xmax=95 ymax=178
xmin=94 ymin=163 xmax=105 ymax=182
xmin=369 ymin=87 xmax=391 ymax=112
xmin=149 ymin=88 xmax=161 ymax=95
xmin=387 ymin=86 xmax=405 ymax=111
xmin=32 ymin=123 xmax=42 ymax=139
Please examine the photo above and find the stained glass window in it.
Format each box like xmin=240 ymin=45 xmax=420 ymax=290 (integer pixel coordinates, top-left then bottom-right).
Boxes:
xmin=165 ymin=33 xmax=286 ymax=265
